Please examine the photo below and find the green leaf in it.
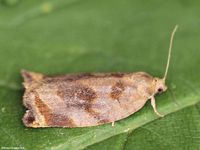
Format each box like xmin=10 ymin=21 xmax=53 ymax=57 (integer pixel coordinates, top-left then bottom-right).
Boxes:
xmin=85 ymin=106 xmax=200 ymax=150
xmin=0 ymin=0 xmax=199 ymax=150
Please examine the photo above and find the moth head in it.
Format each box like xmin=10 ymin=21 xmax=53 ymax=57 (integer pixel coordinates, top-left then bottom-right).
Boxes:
xmin=153 ymin=77 xmax=167 ymax=94
xmin=152 ymin=25 xmax=178 ymax=95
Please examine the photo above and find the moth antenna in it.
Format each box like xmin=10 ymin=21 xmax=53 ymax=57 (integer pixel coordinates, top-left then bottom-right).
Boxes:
xmin=163 ymin=25 xmax=178 ymax=81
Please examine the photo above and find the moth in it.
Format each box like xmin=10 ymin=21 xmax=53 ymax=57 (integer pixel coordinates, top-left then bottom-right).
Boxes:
xmin=22 ymin=26 xmax=178 ymax=128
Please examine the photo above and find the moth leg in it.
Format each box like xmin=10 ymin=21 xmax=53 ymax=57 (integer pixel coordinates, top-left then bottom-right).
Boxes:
xmin=112 ymin=121 xmax=115 ymax=126
xmin=150 ymin=96 xmax=164 ymax=117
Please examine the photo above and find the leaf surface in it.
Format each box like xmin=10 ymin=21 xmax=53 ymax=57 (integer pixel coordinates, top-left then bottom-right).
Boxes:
xmin=0 ymin=0 xmax=199 ymax=150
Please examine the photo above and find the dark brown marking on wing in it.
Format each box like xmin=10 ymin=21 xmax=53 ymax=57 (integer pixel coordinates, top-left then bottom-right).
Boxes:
xmin=44 ymin=73 xmax=95 ymax=83
xmin=47 ymin=114 xmax=76 ymax=127
xmin=84 ymin=103 xmax=110 ymax=124
xmin=23 ymin=110 xmax=35 ymax=125
xmin=57 ymin=86 xmax=74 ymax=99
xmin=76 ymin=86 xmax=97 ymax=101
xmin=110 ymin=81 xmax=125 ymax=100
xmin=64 ymin=101 xmax=106 ymax=123
xmin=44 ymin=72 xmax=125 ymax=83
xmin=64 ymin=102 xmax=104 ymax=123
xmin=34 ymin=94 xmax=53 ymax=125
xmin=84 ymin=103 xmax=98 ymax=116
xmin=57 ymin=85 xmax=97 ymax=102
xmin=110 ymin=73 xmax=124 ymax=78
xmin=26 ymin=115 xmax=35 ymax=124
xmin=35 ymin=94 xmax=52 ymax=118
xmin=34 ymin=93 xmax=76 ymax=127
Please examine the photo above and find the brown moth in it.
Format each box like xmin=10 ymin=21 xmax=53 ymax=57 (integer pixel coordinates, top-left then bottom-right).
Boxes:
xmin=22 ymin=26 xmax=178 ymax=128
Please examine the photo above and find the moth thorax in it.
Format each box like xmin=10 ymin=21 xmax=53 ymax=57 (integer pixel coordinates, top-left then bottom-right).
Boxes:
xmin=153 ymin=77 xmax=167 ymax=94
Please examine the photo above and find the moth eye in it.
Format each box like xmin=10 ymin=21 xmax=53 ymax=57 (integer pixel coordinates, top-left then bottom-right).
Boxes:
xmin=158 ymin=88 xmax=163 ymax=93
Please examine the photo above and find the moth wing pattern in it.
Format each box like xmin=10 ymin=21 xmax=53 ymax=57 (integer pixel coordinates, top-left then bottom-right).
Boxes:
xmin=22 ymin=71 xmax=154 ymax=127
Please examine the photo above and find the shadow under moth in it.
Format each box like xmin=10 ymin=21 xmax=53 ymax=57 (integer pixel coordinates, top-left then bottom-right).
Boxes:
xmin=22 ymin=25 xmax=178 ymax=128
